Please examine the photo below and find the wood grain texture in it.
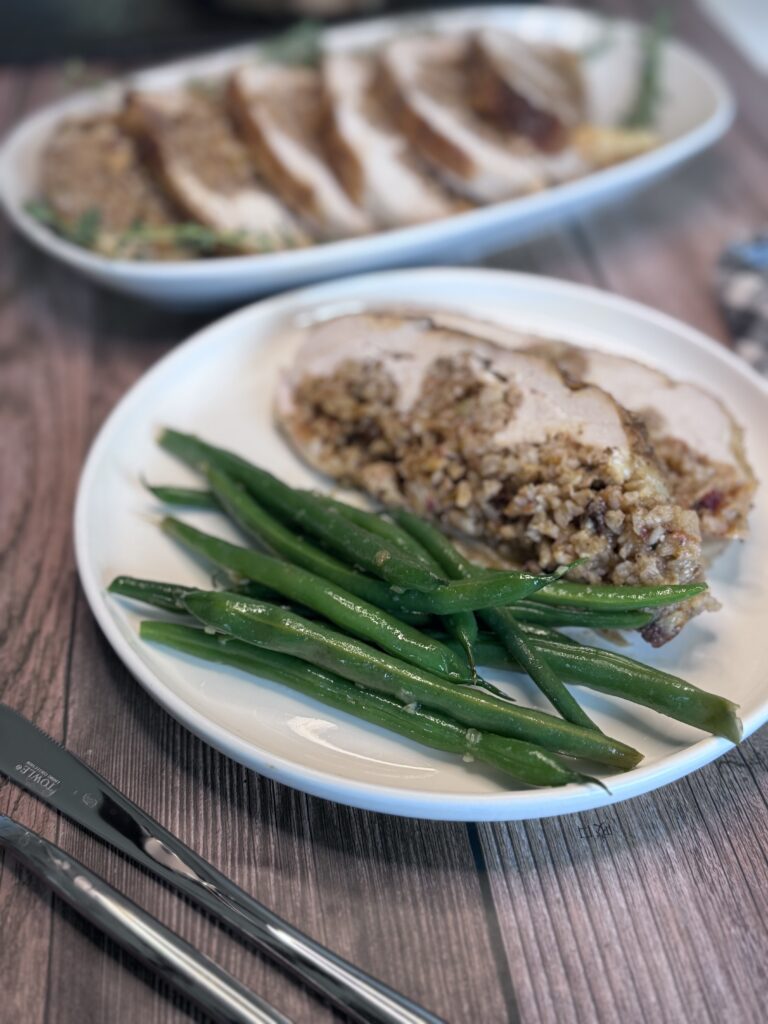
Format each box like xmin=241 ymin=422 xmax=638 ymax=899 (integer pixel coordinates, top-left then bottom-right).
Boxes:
xmin=1 ymin=2 xmax=767 ymax=1022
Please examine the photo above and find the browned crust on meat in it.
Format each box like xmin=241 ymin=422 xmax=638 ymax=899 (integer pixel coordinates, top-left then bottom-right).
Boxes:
xmin=376 ymin=61 xmax=475 ymax=179
xmin=40 ymin=113 xmax=189 ymax=259
xmin=466 ymin=36 xmax=585 ymax=152
xmin=466 ymin=37 xmax=567 ymax=152
xmin=120 ymin=93 xmax=198 ymax=222
xmin=226 ymin=75 xmax=318 ymax=221
xmin=318 ymin=93 xmax=365 ymax=205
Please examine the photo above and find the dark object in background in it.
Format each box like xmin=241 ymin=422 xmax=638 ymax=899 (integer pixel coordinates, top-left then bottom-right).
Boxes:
xmin=717 ymin=235 xmax=768 ymax=377
xmin=211 ymin=0 xmax=383 ymax=14
xmin=0 ymin=0 xmax=502 ymax=64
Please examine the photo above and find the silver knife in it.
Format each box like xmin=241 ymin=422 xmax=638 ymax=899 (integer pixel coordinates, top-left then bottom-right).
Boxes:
xmin=0 ymin=704 xmax=444 ymax=1024
xmin=0 ymin=815 xmax=291 ymax=1024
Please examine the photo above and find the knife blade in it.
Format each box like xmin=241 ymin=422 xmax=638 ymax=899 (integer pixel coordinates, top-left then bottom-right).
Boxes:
xmin=0 ymin=815 xmax=291 ymax=1024
xmin=0 ymin=704 xmax=443 ymax=1024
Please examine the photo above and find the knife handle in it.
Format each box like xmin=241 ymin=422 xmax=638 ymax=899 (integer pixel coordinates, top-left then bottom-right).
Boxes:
xmin=135 ymin=829 xmax=445 ymax=1024
xmin=88 ymin=783 xmax=444 ymax=1024
xmin=0 ymin=816 xmax=291 ymax=1024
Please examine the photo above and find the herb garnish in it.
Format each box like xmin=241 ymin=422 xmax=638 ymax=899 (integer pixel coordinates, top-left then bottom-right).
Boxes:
xmin=257 ymin=20 xmax=322 ymax=68
xmin=622 ymin=11 xmax=670 ymax=129
xmin=25 ymin=200 xmax=297 ymax=258
xmin=112 ymin=221 xmax=252 ymax=256
xmin=26 ymin=200 xmax=102 ymax=248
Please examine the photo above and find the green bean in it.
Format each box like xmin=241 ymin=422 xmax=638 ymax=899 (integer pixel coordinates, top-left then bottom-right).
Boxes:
xmin=189 ymin=467 xmax=426 ymax=623
xmin=160 ymin=429 xmax=443 ymax=592
xmin=480 ymin=607 xmax=600 ymax=731
xmin=429 ymin=623 xmax=578 ymax=649
xmin=182 ymin=592 xmax=642 ymax=770
xmin=205 ymin=465 xmax=571 ymax=615
xmin=390 ymin=508 xmax=596 ymax=729
xmin=526 ymin=578 xmax=708 ymax=610
xmin=108 ymin=575 xmax=301 ymax=614
xmin=312 ymin=494 xmax=416 ymax=552
xmin=388 ymin=506 xmax=706 ymax=612
xmin=393 ymin=568 xmax=570 ymax=614
xmin=110 ymin=567 xmax=506 ymax=703
xmin=460 ymin=634 xmax=742 ymax=743
xmin=317 ymin=496 xmax=482 ymax=677
xmin=139 ymin=620 xmax=599 ymax=789
xmin=162 ymin=517 xmax=472 ymax=682
xmin=510 ymin=601 xmax=655 ymax=631
xmin=108 ymin=576 xmax=200 ymax=612
xmin=145 ymin=484 xmax=219 ymax=509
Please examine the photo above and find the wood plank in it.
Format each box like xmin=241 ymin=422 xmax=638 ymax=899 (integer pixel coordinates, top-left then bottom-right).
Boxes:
xmin=0 ymin=66 xmax=96 ymax=1024
xmin=479 ymin=737 xmax=768 ymax=1024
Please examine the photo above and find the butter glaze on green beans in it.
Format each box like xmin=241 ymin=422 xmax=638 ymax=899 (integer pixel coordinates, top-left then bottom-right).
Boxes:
xmin=518 ymin=578 xmax=708 ymax=610
xmin=161 ymin=516 xmax=472 ymax=682
xmin=315 ymin=494 xmax=481 ymax=677
xmin=453 ymin=634 xmax=742 ymax=743
xmin=146 ymin=484 xmax=220 ymax=510
xmin=508 ymin=601 xmax=655 ymax=631
xmin=140 ymin=621 xmax=599 ymax=789
xmin=182 ymin=591 xmax=642 ymax=770
xmin=390 ymin=507 xmax=599 ymax=730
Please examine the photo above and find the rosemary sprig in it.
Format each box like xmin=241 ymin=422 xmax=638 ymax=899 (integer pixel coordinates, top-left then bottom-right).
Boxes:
xmin=26 ymin=201 xmax=301 ymax=259
xmin=622 ymin=10 xmax=670 ymax=130
xmin=26 ymin=199 xmax=102 ymax=248
xmin=580 ymin=18 xmax=614 ymax=61
xmin=257 ymin=20 xmax=322 ymax=67
xmin=61 ymin=59 xmax=110 ymax=91
xmin=112 ymin=221 xmax=252 ymax=256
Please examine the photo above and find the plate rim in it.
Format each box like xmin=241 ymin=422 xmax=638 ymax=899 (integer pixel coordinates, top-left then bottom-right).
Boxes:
xmin=0 ymin=5 xmax=735 ymax=289
xmin=74 ymin=266 xmax=768 ymax=820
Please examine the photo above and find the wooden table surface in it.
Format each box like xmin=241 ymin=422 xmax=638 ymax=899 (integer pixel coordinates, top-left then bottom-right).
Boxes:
xmin=1 ymin=2 xmax=766 ymax=1022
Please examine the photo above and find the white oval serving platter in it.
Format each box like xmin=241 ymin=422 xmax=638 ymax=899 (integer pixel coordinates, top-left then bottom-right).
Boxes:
xmin=1 ymin=6 xmax=734 ymax=309
xmin=74 ymin=267 xmax=768 ymax=820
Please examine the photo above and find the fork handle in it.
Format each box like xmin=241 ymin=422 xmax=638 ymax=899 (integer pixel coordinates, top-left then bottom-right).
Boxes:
xmin=0 ymin=816 xmax=291 ymax=1024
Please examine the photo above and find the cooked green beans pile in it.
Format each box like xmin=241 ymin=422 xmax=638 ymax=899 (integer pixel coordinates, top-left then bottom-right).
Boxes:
xmin=108 ymin=428 xmax=741 ymax=791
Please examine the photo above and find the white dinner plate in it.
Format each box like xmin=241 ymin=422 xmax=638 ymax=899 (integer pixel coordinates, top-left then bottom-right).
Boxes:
xmin=75 ymin=268 xmax=768 ymax=820
xmin=1 ymin=6 xmax=734 ymax=309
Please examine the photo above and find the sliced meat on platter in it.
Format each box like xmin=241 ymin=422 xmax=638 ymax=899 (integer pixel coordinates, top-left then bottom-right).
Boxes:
xmin=466 ymin=29 xmax=586 ymax=148
xmin=320 ymin=51 xmax=462 ymax=227
xmin=381 ymin=34 xmax=553 ymax=202
xmin=39 ymin=114 xmax=188 ymax=259
xmin=228 ymin=63 xmax=371 ymax=240
xmin=123 ymin=88 xmax=309 ymax=252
